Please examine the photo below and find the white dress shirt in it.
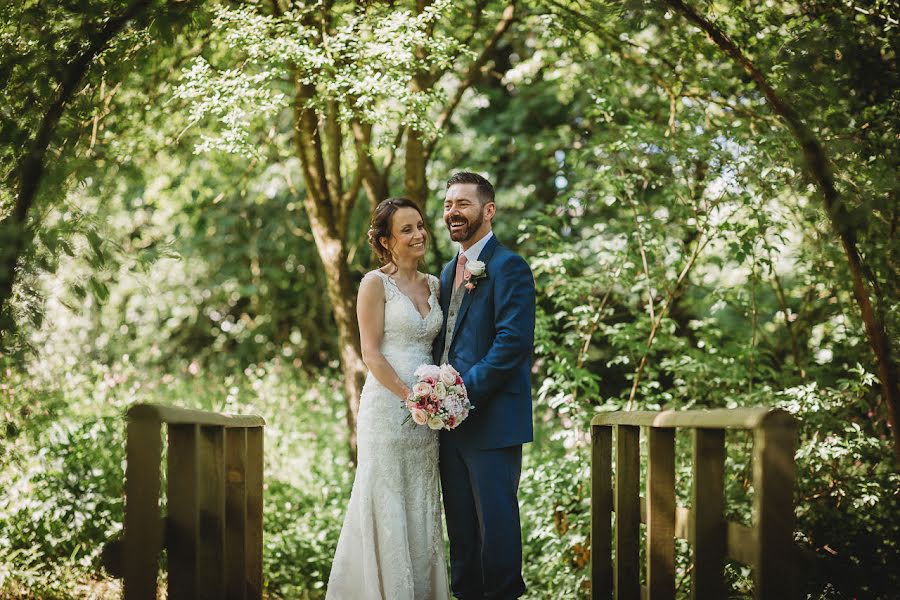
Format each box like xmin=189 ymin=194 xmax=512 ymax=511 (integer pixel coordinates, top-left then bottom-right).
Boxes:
xmin=459 ymin=230 xmax=494 ymax=263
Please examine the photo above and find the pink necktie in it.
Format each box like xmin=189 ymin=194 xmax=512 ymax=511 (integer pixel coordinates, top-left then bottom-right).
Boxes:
xmin=454 ymin=253 xmax=468 ymax=289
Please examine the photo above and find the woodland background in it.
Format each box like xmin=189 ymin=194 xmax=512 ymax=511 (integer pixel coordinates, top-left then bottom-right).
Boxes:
xmin=1 ymin=0 xmax=897 ymax=598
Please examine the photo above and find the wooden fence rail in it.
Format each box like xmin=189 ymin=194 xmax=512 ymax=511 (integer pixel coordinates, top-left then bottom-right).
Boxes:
xmin=591 ymin=408 xmax=798 ymax=600
xmin=107 ymin=403 xmax=265 ymax=600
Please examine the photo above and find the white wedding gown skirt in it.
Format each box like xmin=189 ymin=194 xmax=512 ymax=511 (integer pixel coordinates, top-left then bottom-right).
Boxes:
xmin=326 ymin=272 xmax=450 ymax=600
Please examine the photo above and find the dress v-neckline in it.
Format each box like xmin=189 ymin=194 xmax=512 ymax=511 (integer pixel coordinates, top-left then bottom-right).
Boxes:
xmin=384 ymin=273 xmax=435 ymax=321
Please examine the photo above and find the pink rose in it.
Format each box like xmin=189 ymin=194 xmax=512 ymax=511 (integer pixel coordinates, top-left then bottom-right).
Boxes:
xmin=439 ymin=364 xmax=459 ymax=386
xmin=414 ymin=364 xmax=442 ymax=381
xmin=413 ymin=381 xmax=433 ymax=398
xmin=411 ymin=408 xmax=428 ymax=425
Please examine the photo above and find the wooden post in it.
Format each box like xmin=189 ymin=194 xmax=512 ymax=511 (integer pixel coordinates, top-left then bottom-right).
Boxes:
xmin=197 ymin=425 xmax=226 ymax=600
xmin=592 ymin=425 xmax=613 ymax=599
xmin=123 ymin=415 xmax=162 ymax=600
xmin=614 ymin=425 xmax=640 ymax=600
xmin=691 ymin=429 xmax=726 ymax=599
xmin=646 ymin=428 xmax=675 ymax=600
xmin=246 ymin=427 xmax=264 ymax=599
xmin=168 ymin=424 xmax=199 ymax=600
xmin=225 ymin=428 xmax=248 ymax=600
xmin=752 ymin=412 xmax=798 ymax=599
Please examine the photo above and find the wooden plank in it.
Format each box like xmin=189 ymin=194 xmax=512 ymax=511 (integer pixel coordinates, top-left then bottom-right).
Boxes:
xmin=129 ymin=403 xmax=265 ymax=428
xmin=752 ymin=414 xmax=798 ymax=599
xmin=225 ymin=428 xmax=248 ymax=600
xmin=168 ymin=424 xmax=199 ymax=600
xmin=592 ymin=425 xmax=613 ymax=600
xmin=646 ymin=428 xmax=675 ymax=600
xmin=614 ymin=425 xmax=640 ymax=600
xmin=726 ymin=521 xmax=755 ymax=566
xmin=245 ymin=427 xmax=264 ymax=600
xmin=692 ymin=429 xmax=726 ymax=600
xmin=637 ymin=498 xmax=755 ymax=567
xmin=123 ymin=416 xmax=162 ymax=600
xmin=197 ymin=425 xmax=226 ymax=600
xmin=592 ymin=408 xmax=789 ymax=431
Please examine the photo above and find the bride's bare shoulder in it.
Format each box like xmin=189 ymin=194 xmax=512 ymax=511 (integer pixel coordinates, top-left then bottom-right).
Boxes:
xmin=359 ymin=270 xmax=387 ymax=295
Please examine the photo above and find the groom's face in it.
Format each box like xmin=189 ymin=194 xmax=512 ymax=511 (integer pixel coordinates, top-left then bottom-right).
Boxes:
xmin=444 ymin=183 xmax=494 ymax=245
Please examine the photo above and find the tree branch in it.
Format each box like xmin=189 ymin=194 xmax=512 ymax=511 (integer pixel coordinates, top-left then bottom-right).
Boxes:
xmin=350 ymin=120 xmax=386 ymax=207
xmin=630 ymin=185 xmax=656 ymax=322
xmin=423 ymin=2 xmax=516 ymax=161
xmin=382 ymin=126 xmax=404 ymax=175
xmin=323 ymin=100 xmax=346 ymax=230
xmin=293 ymin=79 xmax=332 ymax=225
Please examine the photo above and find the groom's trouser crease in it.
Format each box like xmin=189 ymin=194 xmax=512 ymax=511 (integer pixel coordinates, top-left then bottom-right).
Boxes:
xmin=440 ymin=441 xmax=526 ymax=600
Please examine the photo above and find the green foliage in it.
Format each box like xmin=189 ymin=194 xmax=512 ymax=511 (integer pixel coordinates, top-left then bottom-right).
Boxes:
xmin=264 ymin=464 xmax=352 ymax=599
xmin=519 ymin=447 xmax=592 ymax=598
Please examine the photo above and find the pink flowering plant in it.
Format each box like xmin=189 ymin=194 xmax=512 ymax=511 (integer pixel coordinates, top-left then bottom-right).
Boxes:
xmin=403 ymin=363 xmax=473 ymax=430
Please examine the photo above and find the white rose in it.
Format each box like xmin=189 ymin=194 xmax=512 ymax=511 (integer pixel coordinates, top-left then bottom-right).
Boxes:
xmin=427 ymin=416 xmax=445 ymax=430
xmin=434 ymin=381 xmax=448 ymax=400
xmin=466 ymin=260 xmax=486 ymax=276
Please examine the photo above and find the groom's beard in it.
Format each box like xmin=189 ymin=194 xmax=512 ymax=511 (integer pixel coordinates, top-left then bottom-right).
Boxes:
xmin=446 ymin=210 xmax=485 ymax=243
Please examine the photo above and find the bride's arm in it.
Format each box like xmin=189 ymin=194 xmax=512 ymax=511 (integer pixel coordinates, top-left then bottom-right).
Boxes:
xmin=357 ymin=274 xmax=413 ymax=401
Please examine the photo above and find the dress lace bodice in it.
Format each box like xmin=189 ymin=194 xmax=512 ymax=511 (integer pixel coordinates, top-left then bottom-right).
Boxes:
xmin=376 ymin=270 xmax=443 ymax=371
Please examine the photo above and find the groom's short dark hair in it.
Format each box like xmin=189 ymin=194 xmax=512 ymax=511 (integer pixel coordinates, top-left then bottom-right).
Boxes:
xmin=447 ymin=171 xmax=495 ymax=205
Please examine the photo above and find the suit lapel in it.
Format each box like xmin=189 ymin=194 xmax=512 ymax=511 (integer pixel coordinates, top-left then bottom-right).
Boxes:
xmin=448 ymin=236 xmax=500 ymax=350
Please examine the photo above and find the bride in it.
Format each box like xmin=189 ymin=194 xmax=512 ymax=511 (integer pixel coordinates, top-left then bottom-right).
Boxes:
xmin=326 ymin=198 xmax=450 ymax=599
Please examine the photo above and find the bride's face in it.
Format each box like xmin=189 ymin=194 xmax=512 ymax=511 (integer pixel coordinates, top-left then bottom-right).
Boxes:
xmin=382 ymin=207 xmax=427 ymax=262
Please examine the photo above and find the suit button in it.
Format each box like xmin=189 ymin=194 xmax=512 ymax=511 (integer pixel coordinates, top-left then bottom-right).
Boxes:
xmin=449 ymin=311 xmax=455 ymax=317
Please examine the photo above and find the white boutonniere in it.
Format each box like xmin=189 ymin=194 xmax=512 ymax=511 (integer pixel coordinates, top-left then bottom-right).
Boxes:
xmin=463 ymin=260 xmax=487 ymax=293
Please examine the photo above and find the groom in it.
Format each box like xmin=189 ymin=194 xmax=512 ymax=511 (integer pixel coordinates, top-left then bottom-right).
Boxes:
xmin=434 ymin=172 xmax=536 ymax=600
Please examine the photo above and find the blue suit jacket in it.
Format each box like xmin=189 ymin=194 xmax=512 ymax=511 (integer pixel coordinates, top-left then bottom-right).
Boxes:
xmin=433 ymin=235 xmax=535 ymax=449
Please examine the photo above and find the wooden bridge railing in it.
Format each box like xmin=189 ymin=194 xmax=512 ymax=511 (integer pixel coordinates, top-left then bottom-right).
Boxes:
xmin=111 ymin=403 xmax=265 ymax=600
xmin=591 ymin=408 xmax=798 ymax=600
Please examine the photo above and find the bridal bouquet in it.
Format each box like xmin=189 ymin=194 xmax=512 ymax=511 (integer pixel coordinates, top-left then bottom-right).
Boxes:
xmin=404 ymin=364 xmax=473 ymax=430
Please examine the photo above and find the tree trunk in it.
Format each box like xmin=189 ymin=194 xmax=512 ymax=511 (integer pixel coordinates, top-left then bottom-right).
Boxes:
xmin=665 ymin=0 xmax=899 ymax=464
xmin=0 ymin=0 xmax=154 ymax=336
xmin=294 ymin=78 xmax=367 ymax=463
xmin=306 ymin=225 xmax=367 ymax=464
xmin=404 ymin=130 xmax=427 ymax=207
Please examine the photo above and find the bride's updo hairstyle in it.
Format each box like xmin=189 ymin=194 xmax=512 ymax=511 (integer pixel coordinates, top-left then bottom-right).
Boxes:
xmin=367 ymin=197 xmax=426 ymax=265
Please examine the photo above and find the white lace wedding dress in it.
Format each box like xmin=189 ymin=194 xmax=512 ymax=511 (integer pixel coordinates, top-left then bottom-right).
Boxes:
xmin=326 ymin=271 xmax=450 ymax=600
